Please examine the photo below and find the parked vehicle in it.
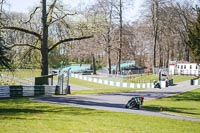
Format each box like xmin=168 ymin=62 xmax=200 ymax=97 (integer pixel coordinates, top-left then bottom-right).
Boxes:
xmin=81 ymin=70 xmax=93 ymax=75
xmin=153 ymin=80 xmax=161 ymax=88
xmin=125 ymin=96 xmax=144 ymax=109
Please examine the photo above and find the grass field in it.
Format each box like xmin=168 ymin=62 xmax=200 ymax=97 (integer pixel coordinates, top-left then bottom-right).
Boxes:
xmin=0 ymin=78 xmax=19 ymax=85
xmin=172 ymin=75 xmax=197 ymax=83
xmin=69 ymin=77 xmax=144 ymax=94
xmin=124 ymin=74 xmax=157 ymax=83
xmin=0 ymin=69 xmax=41 ymax=79
xmin=144 ymin=88 xmax=200 ymax=118
xmin=123 ymin=74 xmax=195 ymax=84
xmin=68 ymin=74 xmax=196 ymax=94
xmin=0 ymin=97 xmax=200 ymax=133
xmin=0 ymin=69 xmax=200 ymax=132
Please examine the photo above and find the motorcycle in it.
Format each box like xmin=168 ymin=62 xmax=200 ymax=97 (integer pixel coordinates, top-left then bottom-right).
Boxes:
xmin=125 ymin=96 xmax=144 ymax=109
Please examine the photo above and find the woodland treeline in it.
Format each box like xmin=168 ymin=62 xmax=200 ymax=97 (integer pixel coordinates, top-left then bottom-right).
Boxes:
xmin=0 ymin=0 xmax=199 ymax=75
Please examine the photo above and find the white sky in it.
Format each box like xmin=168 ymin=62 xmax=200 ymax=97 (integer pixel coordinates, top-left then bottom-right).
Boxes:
xmin=7 ymin=0 xmax=93 ymax=12
xmin=6 ymin=0 xmax=145 ymax=22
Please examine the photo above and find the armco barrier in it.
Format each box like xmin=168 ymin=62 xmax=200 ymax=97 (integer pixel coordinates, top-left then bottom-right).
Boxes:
xmin=71 ymin=74 xmax=154 ymax=89
xmin=191 ymin=79 xmax=200 ymax=85
xmin=0 ymin=85 xmax=58 ymax=98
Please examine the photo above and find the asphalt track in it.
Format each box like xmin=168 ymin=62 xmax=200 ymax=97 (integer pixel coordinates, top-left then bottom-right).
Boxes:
xmin=32 ymin=80 xmax=200 ymax=121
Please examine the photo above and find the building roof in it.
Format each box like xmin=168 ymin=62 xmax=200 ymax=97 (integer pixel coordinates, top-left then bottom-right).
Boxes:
xmin=169 ymin=61 xmax=198 ymax=65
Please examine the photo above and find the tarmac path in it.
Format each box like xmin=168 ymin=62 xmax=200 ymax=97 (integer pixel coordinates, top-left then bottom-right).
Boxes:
xmin=33 ymin=80 xmax=200 ymax=121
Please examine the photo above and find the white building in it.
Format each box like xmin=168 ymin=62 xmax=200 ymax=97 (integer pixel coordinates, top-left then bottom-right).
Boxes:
xmin=169 ymin=61 xmax=199 ymax=76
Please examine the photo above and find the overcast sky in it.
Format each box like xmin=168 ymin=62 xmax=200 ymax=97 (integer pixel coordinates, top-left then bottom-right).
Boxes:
xmin=6 ymin=0 xmax=145 ymax=22
xmin=7 ymin=0 xmax=92 ymax=12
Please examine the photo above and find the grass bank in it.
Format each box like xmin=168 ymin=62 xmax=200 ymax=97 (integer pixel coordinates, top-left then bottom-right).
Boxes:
xmin=69 ymin=77 xmax=144 ymax=94
xmin=124 ymin=74 xmax=195 ymax=84
xmin=144 ymin=88 xmax=200 ymax=118
xmin=0 ymin=98 xmax=199 ymax=133
xmin=0 ymin=69 xmax=41 ymax=79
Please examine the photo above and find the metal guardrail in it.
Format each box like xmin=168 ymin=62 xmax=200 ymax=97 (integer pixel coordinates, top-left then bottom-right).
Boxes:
xmin=0 ymin=85 xmax=58 ymax=98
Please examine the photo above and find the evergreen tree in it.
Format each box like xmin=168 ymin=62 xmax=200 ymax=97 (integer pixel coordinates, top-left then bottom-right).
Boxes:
xmin=0 ymin=37 xmax=11 ymax=68
xmin=187 ymin=10 xmax=200 ymax=63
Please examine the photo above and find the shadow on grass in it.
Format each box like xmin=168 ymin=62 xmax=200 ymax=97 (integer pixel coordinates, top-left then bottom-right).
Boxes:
xmin=171 ymin=91 xmax=200 ymax=101
xmin=0 ymin=97 xmax=110 ymax=118
xmin=143 ymin=89 xmax=200 ymax=117
xmin=100 ymin=91 xmax=182 ymax=100
xmin=143 ymin=105 xmax=200 ymax=116
xmin=35 ymin=96 xmax=125 ymax=109
xmin=0 ymin=108 xmax=43 ymax=114
xmin=0 ymin=106 xmax=106 ymax=115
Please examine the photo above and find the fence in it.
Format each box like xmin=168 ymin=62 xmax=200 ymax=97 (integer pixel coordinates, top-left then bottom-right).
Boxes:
xmin=153 ymin=68 xmax=169 ymax=74
xmin=71 ymin=73 xmax=154 ymax=89
xmin=0 ymin=85 xmax=58 ymax=98
xmin=174 ymin=70 xmax=199 ymax=76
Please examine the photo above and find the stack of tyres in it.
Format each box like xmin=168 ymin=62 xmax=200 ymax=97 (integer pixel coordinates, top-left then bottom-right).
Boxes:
xmin=34 ymin=86 xmax=45 ymax=96
xmin=10 ymin=86 xmax=23 ymax=97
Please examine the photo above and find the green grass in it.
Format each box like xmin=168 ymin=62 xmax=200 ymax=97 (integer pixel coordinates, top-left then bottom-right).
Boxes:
xmin=0 ymin=78 xmax=20 ymax=85
xmin=124 ymin=74 xmax=196 ymax=84
xmin=69 ymin=77 xmax=144 ymax=94
xmin=0 ymin=69 xmax=41 ymax=79
xmin=0 ymin=98 xmax=199 ymax=133
xmin=124 ymin=74 xmax=157 ymax=83
xmin=144 ymin=88 xmax=200 ymax=118
xmin=171 ymin=75 xmax=196 ymax=83
xmin=68 ymin=74 xmax=196 ymax=94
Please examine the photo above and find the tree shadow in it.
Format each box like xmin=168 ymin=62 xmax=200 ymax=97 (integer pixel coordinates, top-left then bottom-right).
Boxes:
xmin=171 ymin=91 xmax=200 ymax=101
xmin=100 ymin=91 xmax=183 ymax=100
xmin=142 ymin=105 xmax=200 ymax=117
xmin=0 ymin=97 xmax=115 ymax=119
xmin=35 ymin=96 xmax=125 ymax=109
xmin=0 ymin=108 xmax=43 ymax=114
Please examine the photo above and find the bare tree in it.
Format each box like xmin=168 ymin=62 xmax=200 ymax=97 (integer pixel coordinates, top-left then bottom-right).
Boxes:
xmin=0 ymin=0 xmax=93 ymax=76
xmin=151 ymin=0 xmax=159 ymax=72
xmin=117 ymin=0 xmax=123 ymax=74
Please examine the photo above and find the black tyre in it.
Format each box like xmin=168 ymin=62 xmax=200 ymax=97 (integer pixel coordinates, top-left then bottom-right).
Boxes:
xmin=137 ymin=105 xmax=141 ymax=109
xmin=129 ymin=101 xmax=136 ymax=109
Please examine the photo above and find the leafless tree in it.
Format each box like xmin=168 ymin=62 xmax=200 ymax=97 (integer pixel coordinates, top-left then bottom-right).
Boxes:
xmin=0 ymin=0 xmax=93 ymax=75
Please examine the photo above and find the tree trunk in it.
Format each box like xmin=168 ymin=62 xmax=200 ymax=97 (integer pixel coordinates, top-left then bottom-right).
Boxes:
xmin=118 ymin=0 xmax=123 ymax=74
xmin=92 ymin=53 xmax=96 ymax=74
xmin=41 ymin=0 xmax=48 ymax=76
xmin=108 ymin=46 xmax=111 ymax=74
xmin=152 ymin=0 xmax=159 ymax=73
xmin=159 ymin=42 xmax=162 ymax=68
xmin=185 ymin=45 xmax=190 ymax=62
xmin=107 ymin=4 xmax=113 ymax=75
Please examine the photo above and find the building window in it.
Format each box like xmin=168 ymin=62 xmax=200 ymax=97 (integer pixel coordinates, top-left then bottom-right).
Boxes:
xmin=184 ymin=65 xmax=186 ymax=69
xmin=190 ymin=65 xmax=192 ymax=69
xmin=181 ymin=65 xmax=183 ymax=69
xmin=196 ymin=65 xmax=198 ymax=69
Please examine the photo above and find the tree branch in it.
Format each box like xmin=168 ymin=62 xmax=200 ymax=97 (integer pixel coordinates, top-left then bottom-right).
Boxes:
xmin=0 ymin=26 xmax=42 ymax=40
xmin=47 ymin=0 xmax=57 ymax=25
xmin=50 ymin=12 xmax=76 ymax=25
xmin=9 ymin=43 xmax=40 ymax=50
xmin=23 ymin=7 xmax=40 ymax=24
xmin=48 ymin=35 xmax=93 ymax=52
